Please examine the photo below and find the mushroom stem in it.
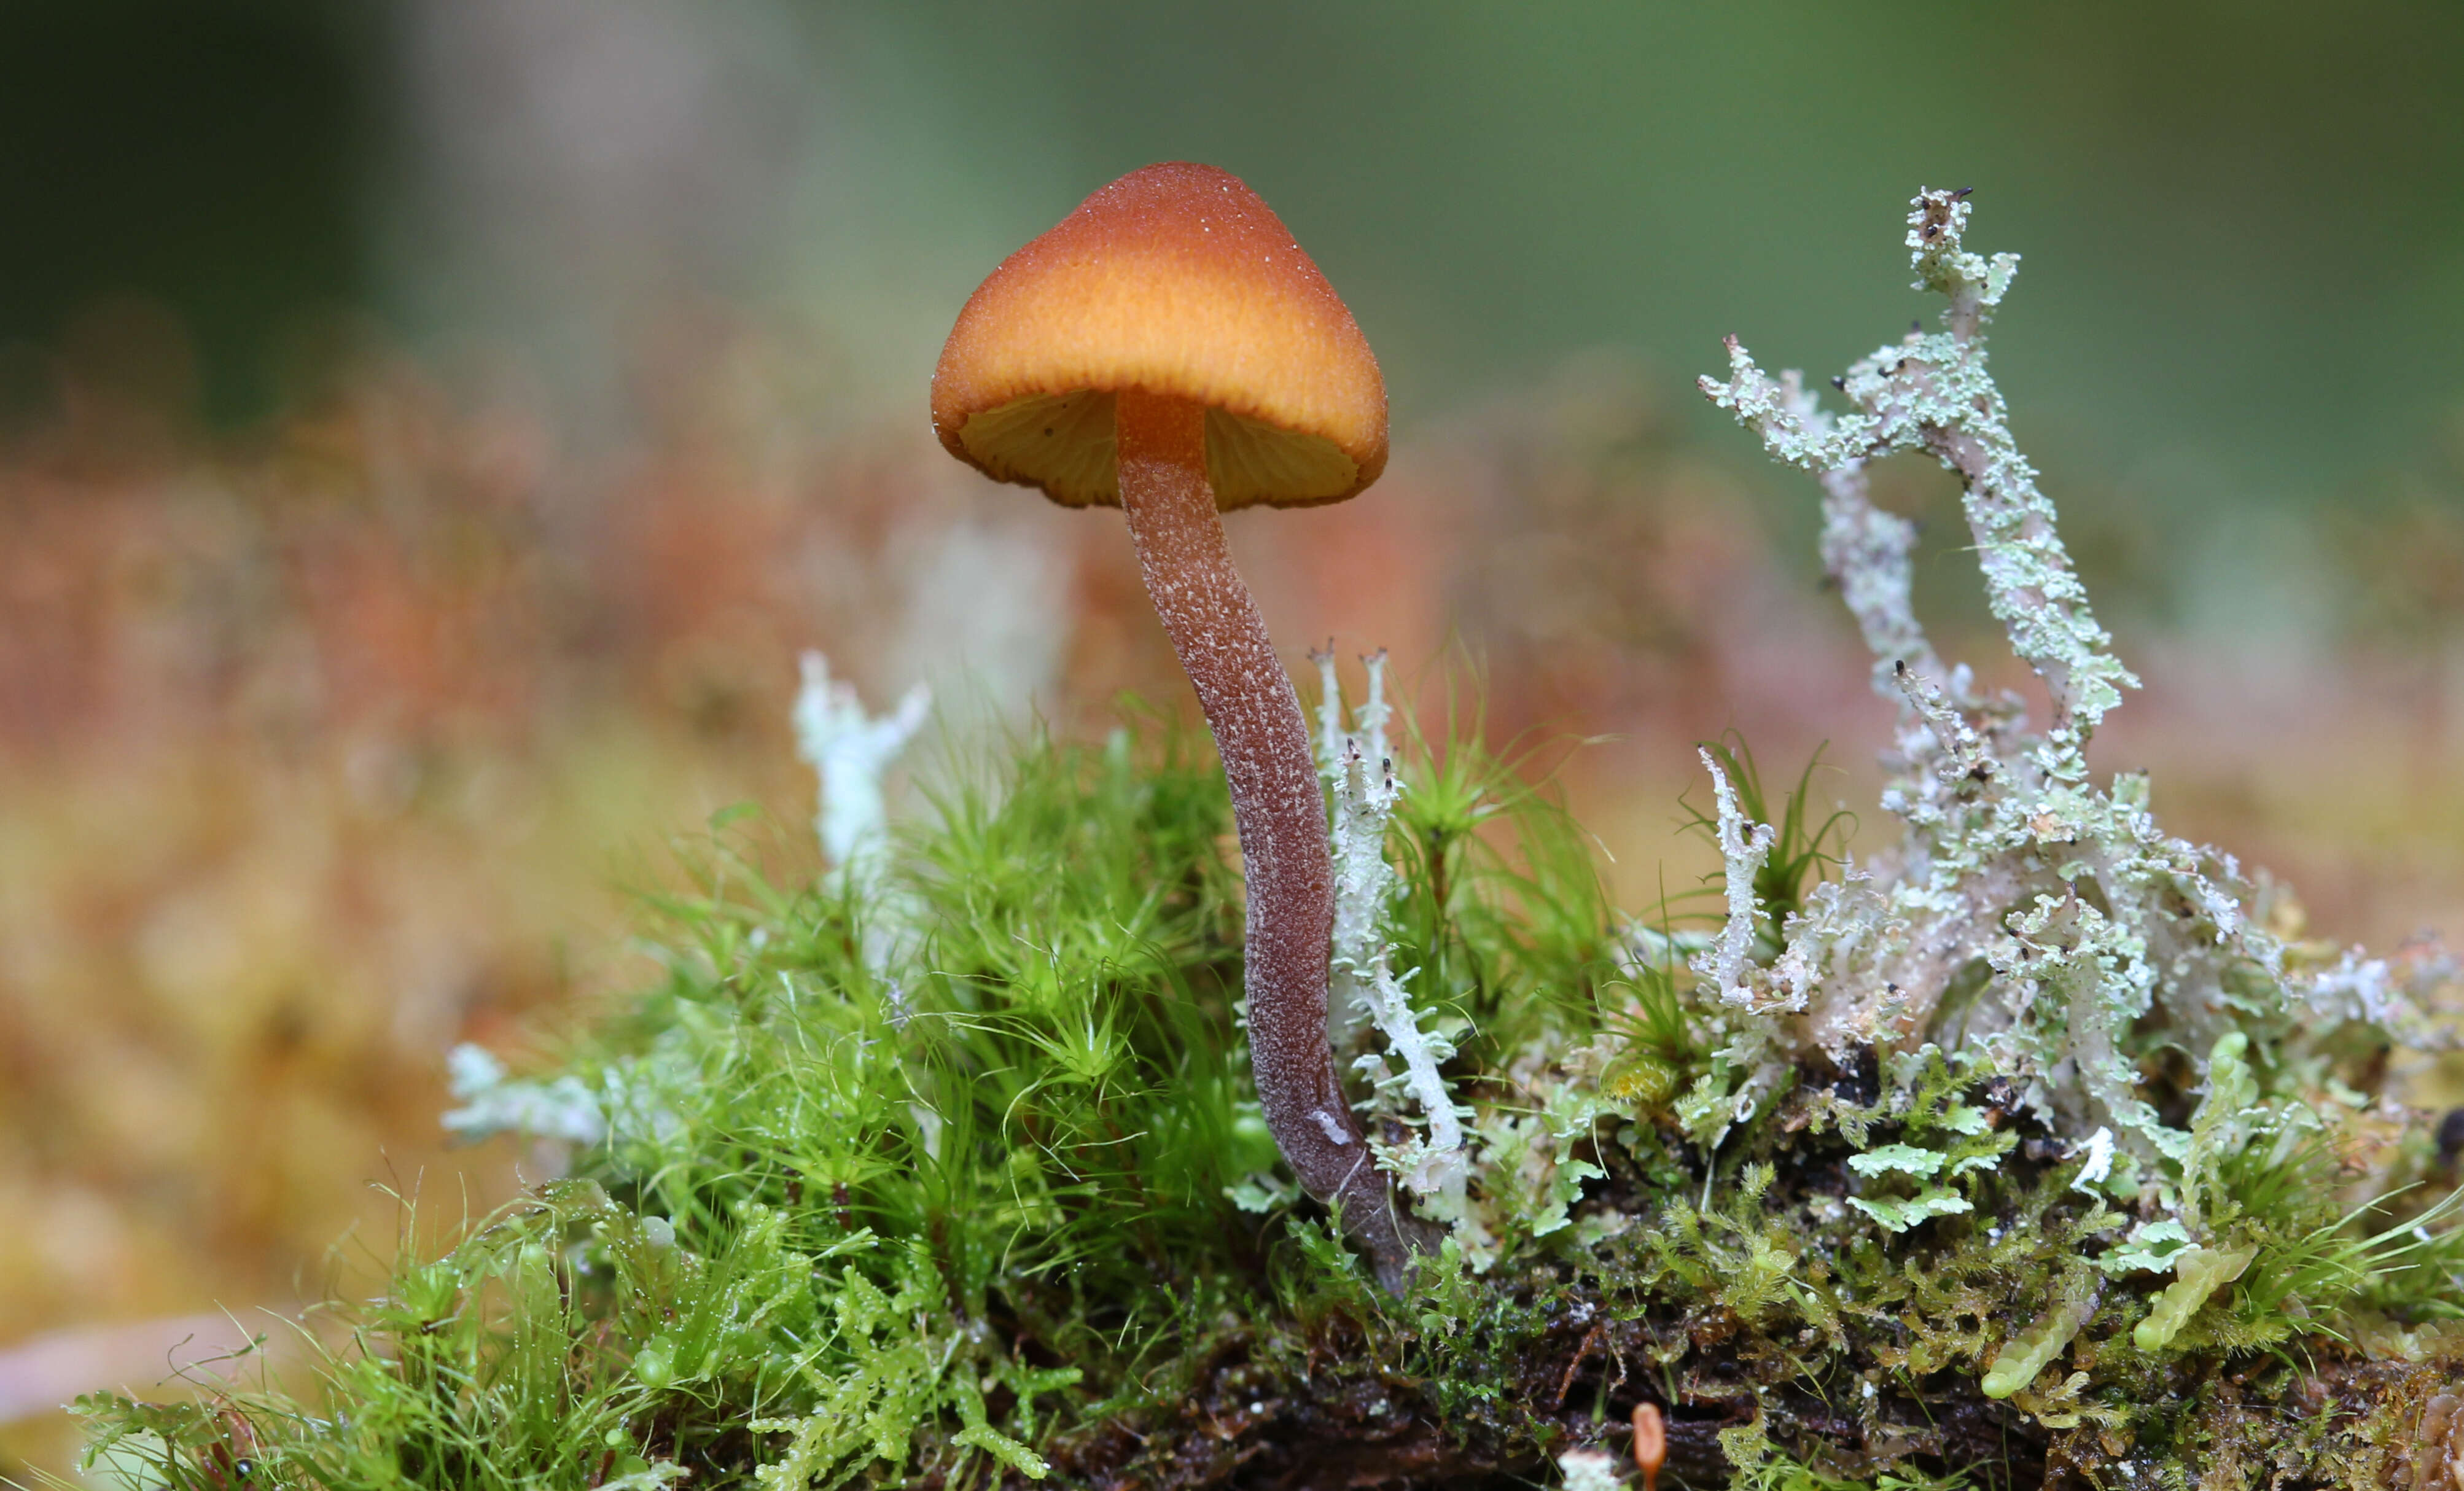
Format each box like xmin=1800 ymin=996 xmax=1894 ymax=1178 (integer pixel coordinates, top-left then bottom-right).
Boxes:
xmin=1113 ymin=385 xmax=1425 ymax=1288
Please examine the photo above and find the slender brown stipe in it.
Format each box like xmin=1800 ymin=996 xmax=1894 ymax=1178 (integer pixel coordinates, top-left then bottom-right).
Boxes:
xmin=1113 ymin=386 xmax=1420 ymax=1280
xmin=930 ymin=163 xmax=1426 ymax=1287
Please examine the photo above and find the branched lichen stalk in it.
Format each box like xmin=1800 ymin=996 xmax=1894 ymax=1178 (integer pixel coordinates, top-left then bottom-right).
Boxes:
xmin=1693 ymin=187 xmax=2446 ymax=1189
xmin=1701 ymin=188 xmax=2138 ymax=771
xmin=1768 ymin=368 xmax=1947 ymax=701
xmin=1317 ymin=650 xmax=1468 ymax=1214
xmin=793 ymin=651 xmax=931 ymax=897
xmin=1693 ymin=747 xmax=1778 ymax=1012
xmin=1892 ymin=660 xmax=1996 ymax=785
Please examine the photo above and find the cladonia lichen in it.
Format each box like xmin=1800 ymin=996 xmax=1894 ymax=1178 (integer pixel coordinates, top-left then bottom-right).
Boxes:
xmin=1316 ymin=649 xmax=1470 ymax=1218
xmin=793 ymin=648 xmax=930 ymax=899
xmin=1698 ymin=187 xmax=2454 ymax=1191
xmin=440 ymin=1041 xmax=606 ymax=1148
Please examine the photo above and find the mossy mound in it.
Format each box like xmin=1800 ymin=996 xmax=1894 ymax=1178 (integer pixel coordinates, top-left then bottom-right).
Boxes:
xmin=76 ymin=189 xmax=2464 ymax=1490
xmin=76 ymin=708 xmax=2463 ymax=1490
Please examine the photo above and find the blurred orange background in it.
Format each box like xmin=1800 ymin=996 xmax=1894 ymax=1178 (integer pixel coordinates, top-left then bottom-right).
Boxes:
xmin=6 ymin=2 xmax=2464 ymax=1480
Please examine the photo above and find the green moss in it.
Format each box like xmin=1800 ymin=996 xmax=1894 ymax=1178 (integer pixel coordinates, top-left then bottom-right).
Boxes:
xmin=69 ymin=702 xmax=2463 ymax=1491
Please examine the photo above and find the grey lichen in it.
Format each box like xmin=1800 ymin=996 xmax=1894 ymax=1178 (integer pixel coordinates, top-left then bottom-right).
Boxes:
xmin=1316 ymin=648 xmax=1469 ymax=1213
xmin=1697 ymin=187 xmax=2452 ymax=1189
xmin=1693 ymin=746 xmax=1781 ymax=1018
xmin=1704 ymin=187 xmax=2135 ymax=757
xmin=792 ymin=649 xmax=931 ymax=899
xmin=440 ymin=1041 xmax=606 ymax=1148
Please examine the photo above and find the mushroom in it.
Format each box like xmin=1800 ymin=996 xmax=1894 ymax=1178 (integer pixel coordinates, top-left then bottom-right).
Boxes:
xmin=931 ymin=162 xmax=1429 ymax=1286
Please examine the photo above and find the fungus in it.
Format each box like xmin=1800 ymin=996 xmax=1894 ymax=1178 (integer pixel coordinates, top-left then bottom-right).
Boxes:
xmin=1631 ymin=1402 xmax=1666 ymax=1491
xmin=931 ymin=162 xmax=1427 ymax=1285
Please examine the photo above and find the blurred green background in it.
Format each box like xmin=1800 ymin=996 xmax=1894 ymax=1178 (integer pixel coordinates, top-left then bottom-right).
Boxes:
xmin=9 ymin=2 xmax=2463 ymax=541
xmin=4 ymin=2 xmax=2463 ymax=1478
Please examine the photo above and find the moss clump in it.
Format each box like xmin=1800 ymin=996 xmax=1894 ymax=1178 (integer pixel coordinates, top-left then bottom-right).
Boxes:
xmin=79 ymin=191 xmax=2464 ymax=1490
xmin=72 ymin=710 xmax=2464 ymax=1491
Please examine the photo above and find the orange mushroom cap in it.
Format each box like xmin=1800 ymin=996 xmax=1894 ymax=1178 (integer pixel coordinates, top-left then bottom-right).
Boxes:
xmin=931 ymin=162 xmax=1388 ymax=511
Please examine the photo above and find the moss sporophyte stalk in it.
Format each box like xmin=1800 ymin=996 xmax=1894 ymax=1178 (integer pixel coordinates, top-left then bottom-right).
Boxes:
xmin=80 ymin=187 xmax=2463 ymax=1490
